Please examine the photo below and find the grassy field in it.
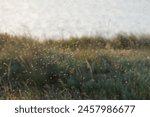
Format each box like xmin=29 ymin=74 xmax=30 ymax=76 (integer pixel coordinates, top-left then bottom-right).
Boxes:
xmin=0 ymin=33 xmax=150 ymax=99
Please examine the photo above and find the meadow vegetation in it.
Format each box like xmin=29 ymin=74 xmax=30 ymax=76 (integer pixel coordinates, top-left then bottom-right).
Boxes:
xmin=0 ymin=33 xmax=150 ymax=99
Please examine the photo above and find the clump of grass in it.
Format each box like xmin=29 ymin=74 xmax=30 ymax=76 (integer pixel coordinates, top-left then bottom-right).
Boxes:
xmin=110 ymin=33 xmax=150 ymax=49
xmin=0 ymin=33 xmax=150 ymax=99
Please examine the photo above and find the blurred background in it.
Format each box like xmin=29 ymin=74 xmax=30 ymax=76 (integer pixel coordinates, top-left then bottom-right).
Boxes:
xmin=0 ymin=0 xmax=150 ymax=39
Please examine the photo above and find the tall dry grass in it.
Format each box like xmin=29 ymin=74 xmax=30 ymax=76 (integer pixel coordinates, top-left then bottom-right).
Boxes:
xmin=0 ymin=33 xmax=150 ymax=99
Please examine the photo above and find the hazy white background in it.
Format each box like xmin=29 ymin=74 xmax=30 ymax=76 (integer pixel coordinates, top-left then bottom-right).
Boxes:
xmin=0 ymin=0 xmax=150 ymax=38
